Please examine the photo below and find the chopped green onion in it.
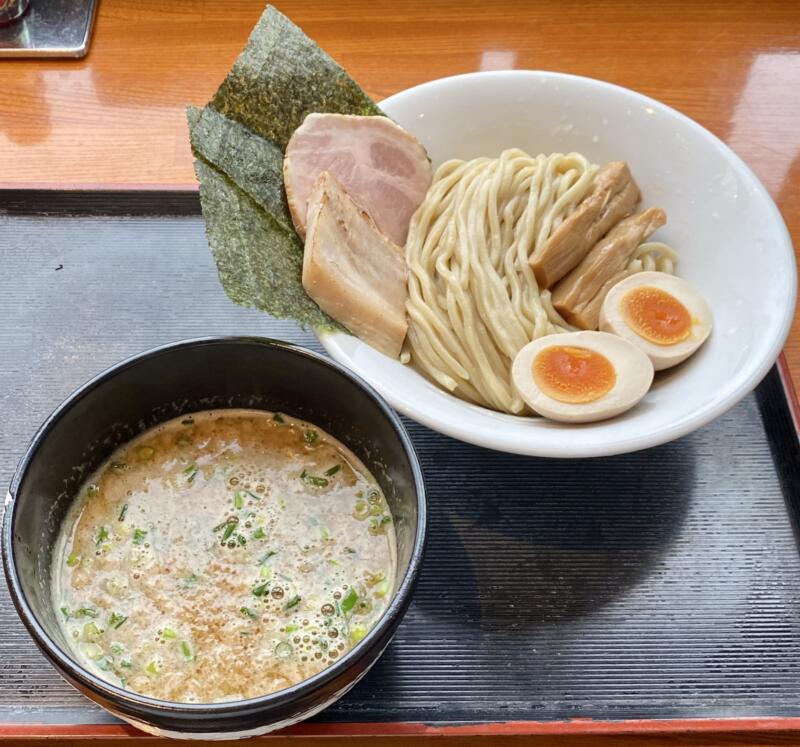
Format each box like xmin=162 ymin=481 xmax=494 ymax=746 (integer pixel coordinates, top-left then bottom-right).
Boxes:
xmin=95 ymin=526 xmax=109 ymax=546
xmin=118 ymin=503 xmax=128 ymax=522
xmin=284 ymin=595 xmax=301 ymax=611
xmin=272 ymin=413 xmax=284 ymax=423
xmin=300 ymin=470 xmax=328 ymax=488
xmin=350 ymin=623 xmax=368 ymax=643
xmin=75 ymin=606 xmax=98 ymax=618
xmin=97 ymin=655 xmax=114 ymax=671
xmin=259 ymin=566 xmax=271 ymax=579
xmin=120 ymin=658 xmax=133 ymax=669
xmin=83 ymin=642 xmax=103 ymax=660
xmin=260 ymin=550 xmax=277 ymax=564
xmin=60 ymin=606 xmax=70 ymax=620
xmin=340 ymin=587 xmax=359 ymax=615
xmin=252 ymin=527 xmax=267 ymax=540
xmin=83 ymin=621 xmax=103 ymax=639
xmin=375 ymin=579 xmax=391 ymax=598
xmin=233 ymin=490 xmax=245 ymax=509
xmin=145 ymin=659 xmax=161 ymax=676
xmin=368 ymin=515 xmax=392 ymax=535
xmin=275 ymin=641 xmax=293 ymax=657
xmin=180 ymin=641 xmax=193 ymax=662
xmin=86 ymin=484 xmax=100 ymax=498
xmin=245 ymin=490 xmax=263 ymax=502
xmin=304 ymin=429 xmax=318 ymax=446
xmin=132 ymin=528 xmax=147 ymax=545
xmin=136 ymin=446 xmax=155 ymax=462
xmin=324 ymin=464 xmax=342 ymax=477
xmin=66 ymin=553 xmax=80 ymax=567
xmin=183 ymin=463 xmax=199 ymax=482
xmin=110 ymin=642 xmax=125 ymax=655
xmin=236 ymin=533 xmax=247 ymax=547
xmin=240 ymin=606 xmax=258 ymax=621
xmin=162 ymin=627 xmax=177 ymax=639
xmin=320 ymin=526 xmax=331 ymax=541
xmin=252 ymin=582 xmax=269 ymax=598
xmin=109 ymin=612 xmax=128 ymax=629
xmin=285 ymin=623 xmax=299 ymax=633
xmin=183 ymin=573 xmax=200 ymax=588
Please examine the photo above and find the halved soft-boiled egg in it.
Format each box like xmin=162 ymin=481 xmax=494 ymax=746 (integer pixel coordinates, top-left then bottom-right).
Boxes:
xmin=599 ymin=271 xmax=712 ymax=371
xmin=511 ymin=331 xmax=654 ymax=423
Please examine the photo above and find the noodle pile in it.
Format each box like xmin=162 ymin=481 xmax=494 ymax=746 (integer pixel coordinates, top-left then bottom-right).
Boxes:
xmin=403 ymin=149 xmax=676 ymax=414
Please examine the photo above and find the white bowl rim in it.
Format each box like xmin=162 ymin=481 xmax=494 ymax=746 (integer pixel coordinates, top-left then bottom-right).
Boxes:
xmin=320 ymin=69 xmax=797 ymax=458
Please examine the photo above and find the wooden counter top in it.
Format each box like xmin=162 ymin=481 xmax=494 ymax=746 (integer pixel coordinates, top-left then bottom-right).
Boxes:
xmin=2 ymin=2 xmax=800 ymax=744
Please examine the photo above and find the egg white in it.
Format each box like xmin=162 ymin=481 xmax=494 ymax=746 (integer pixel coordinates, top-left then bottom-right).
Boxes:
xmin=599 ymin=271 xmax=712 ymax=371
xmin=511 ymin=331 xmax=654 ymax=423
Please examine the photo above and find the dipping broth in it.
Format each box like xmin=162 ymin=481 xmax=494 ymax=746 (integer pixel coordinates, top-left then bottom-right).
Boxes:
xmin=52 ymin=409 xmax=396 ymax=703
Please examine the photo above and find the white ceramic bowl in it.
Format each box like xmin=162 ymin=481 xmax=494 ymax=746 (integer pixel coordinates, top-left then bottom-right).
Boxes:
xmin=320 ymin=71 xmax=796 ymax=458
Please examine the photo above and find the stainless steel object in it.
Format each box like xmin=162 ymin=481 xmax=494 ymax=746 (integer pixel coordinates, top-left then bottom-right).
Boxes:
xmin=0 ymin=0 xmax=97 ymax=58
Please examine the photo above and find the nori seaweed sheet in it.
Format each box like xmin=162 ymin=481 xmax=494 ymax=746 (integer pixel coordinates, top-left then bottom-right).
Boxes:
xmin=195 ymin=159 xmax=340 ymax=330
xmin=189 ymin=4 xmax=382 ymax=331
xmin=188 ymin=106 xmax=292 ymax=232
xmin=210 ymin=5 xmax=382 ymax=148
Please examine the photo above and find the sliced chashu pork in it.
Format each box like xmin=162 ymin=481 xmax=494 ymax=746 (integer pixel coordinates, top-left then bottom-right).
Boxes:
xmin=302 ymin=171 xmax=408 ymax=358
xmin=284 ymin=113 xmax=432 ymax=246
xmin=552 ymin=207 xmax=667 ymax=330
xmin=530 ymin=161 xmax=640 ymax=288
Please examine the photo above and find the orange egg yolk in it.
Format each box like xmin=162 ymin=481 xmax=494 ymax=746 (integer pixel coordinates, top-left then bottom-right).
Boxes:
xmin=621 ymin=286 xmax=692 ymax=346
xmin=532 ymin=346 xmax=617 ymax=404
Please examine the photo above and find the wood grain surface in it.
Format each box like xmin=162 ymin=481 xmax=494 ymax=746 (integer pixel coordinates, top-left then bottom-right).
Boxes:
xmin=2 ymin=1 xmax=800 ymax=744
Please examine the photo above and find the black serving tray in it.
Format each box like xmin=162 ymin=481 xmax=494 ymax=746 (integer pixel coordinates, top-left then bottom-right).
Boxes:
xmin=2 ymin=190 xmax=800 ymax=738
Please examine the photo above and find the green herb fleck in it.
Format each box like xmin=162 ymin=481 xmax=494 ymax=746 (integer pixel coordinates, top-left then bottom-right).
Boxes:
xmin=285 ymin=623 xmax=299 ymax=633
xmin=245 ymin=490 xmax=263 ymax=502
xmin=233 ymin=490 xmax=245 ymax=509
xmin=236 ymin=533 xmax=247 ymax=546
xmin=272 ymin=413 xmax=284 ymax=423
xmin=95 ymin=526 xmax=109 ymax=547
xmin=252 ymin=582 xmax=269 ymax=598
xmin=300 ymin=469 xmax=328 ymax=488
xmin=340 ymin=587 xmax=359 ymax=615
xmin=368 ymin=515 xmax=392 ymax=535
xmin=60 ymin=606 xmax=70 ymax=620
xmin=162 ymin=628 xmax=178 ymax=640
xmin=284 ymin=594 xmax=301 ymax=611
xmin=252 ymin=526 xmax=267 ymax=540
xmin=375 ymin=579 xmax=391 ymax=598
xmin=132 ymin=528 xmax=147 ymax=545
xmin=118 ymin=504 xmax=128 ymax=522
xmin=324 ymin=464 xmax=342 ymax=477
xmin=260 ymin=549 xmax=277 ymax=564
xmin=109 ymin=612 xmax=128 ymax=629
xmin=350 ymin=623 xmax=368 ymax=643
xmin=86 ymin=484 xmax=100 ymax=498
xmin=146 ymin=659 xmax=161 ymax=676
xmin=66 ymin=553 xmax=80 ymax=567
xmin=180 ymin=641 xmax=194 ymax=662
xmin=75 ymin=606 xmax=98 ymax=618
xmin=304 ymin=429 xmax=319 ymax=446
xmin=183 ymin=463 xmax=199 ymax=482
xmin=83 ymin=621 xmax=103 ymax=639
xmin=183 ymin=573 xmax=200 ymax=588
xmin=240 ymin=606 xmax=258 ymax=621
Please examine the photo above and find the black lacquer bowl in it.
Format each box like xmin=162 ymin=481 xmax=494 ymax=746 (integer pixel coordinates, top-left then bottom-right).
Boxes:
xmin=2 ymin=337 xmax=426 ymax=738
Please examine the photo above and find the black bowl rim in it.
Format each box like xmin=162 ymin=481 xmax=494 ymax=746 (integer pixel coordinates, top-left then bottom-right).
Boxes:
xmin=2 ymin=335 xmax=427 ymax=716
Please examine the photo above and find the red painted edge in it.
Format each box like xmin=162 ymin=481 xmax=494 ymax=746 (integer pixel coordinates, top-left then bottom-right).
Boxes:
xmin=0 ymin=182 xmax=199 ymax=192
xmin=777 ymin=352 xmax=800 ymax=434
xmin=4 ymin=717 xmax=800 ymax=738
